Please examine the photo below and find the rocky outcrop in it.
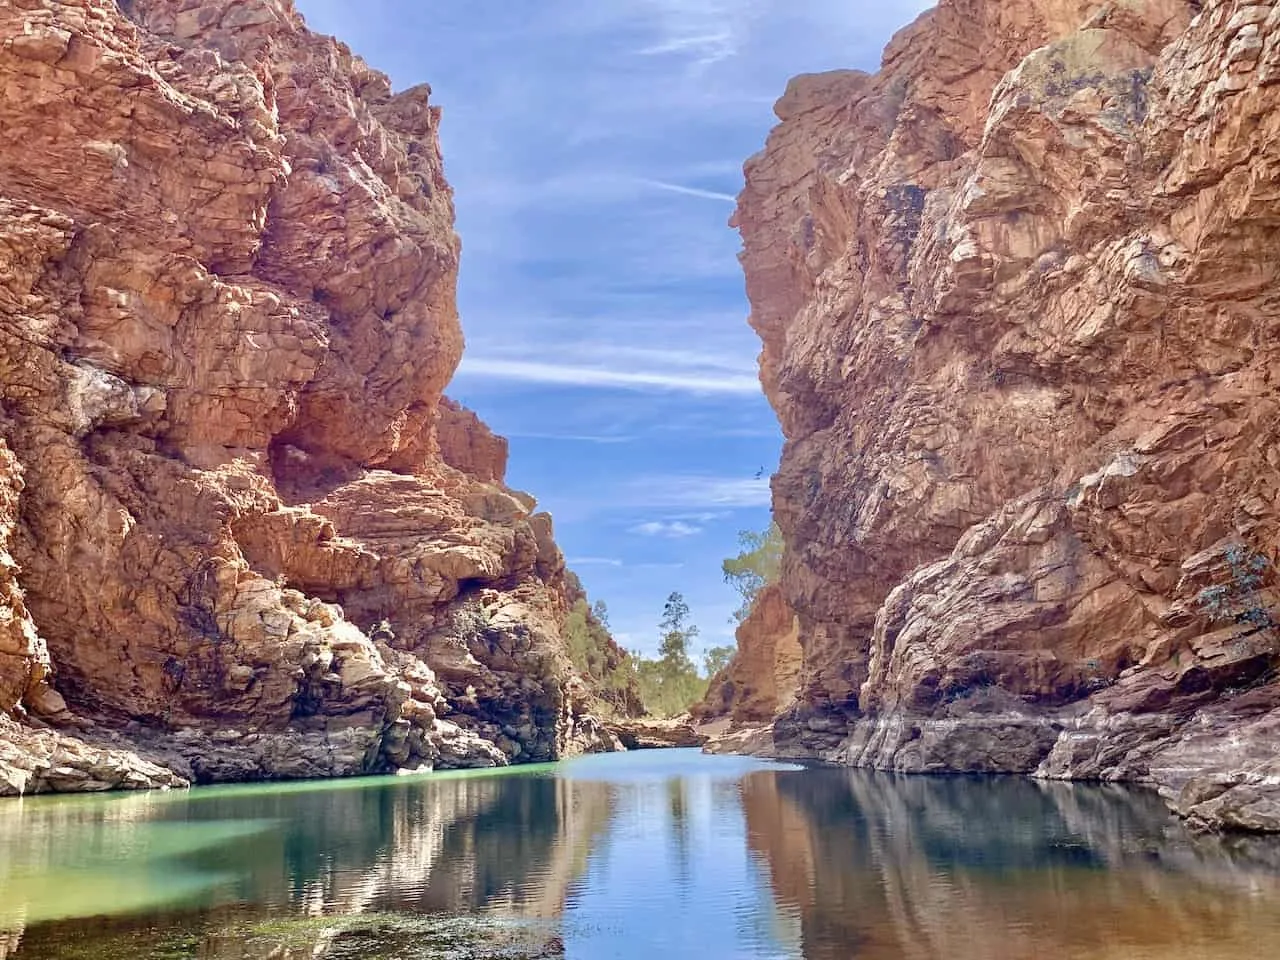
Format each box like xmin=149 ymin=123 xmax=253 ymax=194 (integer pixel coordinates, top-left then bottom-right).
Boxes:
xmin=0 ymin=715 xmax=187 ymax=795
xmin=693 ymin=584 xmax=801 ymax=724
xmin=734 ymin=0 xmax=1280 ymax=829
xmin=0 ymin=443 xmax=46 ymax=718
xmin=0 ymin=0 xmax=633 ymax=793
xmin=605 ymin=717 xmax=707 ymax=750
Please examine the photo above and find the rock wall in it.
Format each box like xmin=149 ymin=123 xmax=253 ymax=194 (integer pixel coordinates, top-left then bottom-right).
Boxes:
xmin=0 ymin=443 xmax=45 ymax=717
xmin=693 ymin=583 xmax=801 ymax=724
xmin=734 ymin=0 xmax=1280 ymax=829
xmin=0 ymin=0 xmax=631 ymax=794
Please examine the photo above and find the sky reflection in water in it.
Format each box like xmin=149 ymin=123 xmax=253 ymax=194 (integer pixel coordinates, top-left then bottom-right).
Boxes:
xmin=2 ymin=751 xmax=1280 ymax=959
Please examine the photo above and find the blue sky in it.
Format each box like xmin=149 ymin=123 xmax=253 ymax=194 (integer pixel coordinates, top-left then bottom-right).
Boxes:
xmin=294 ymin=0 xmax=934 ymax=657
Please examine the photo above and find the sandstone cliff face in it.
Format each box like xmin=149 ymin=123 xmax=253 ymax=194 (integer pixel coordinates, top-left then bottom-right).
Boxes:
xmin=694 ymin=584 xmax=801 ymax=724
xmin=735 ymin=0 xmax=1280 ymax=829
xmin=0 ymin=0 xmax=629 ymax=794
xmin=0 ymin=443 xmax=45 ymax=717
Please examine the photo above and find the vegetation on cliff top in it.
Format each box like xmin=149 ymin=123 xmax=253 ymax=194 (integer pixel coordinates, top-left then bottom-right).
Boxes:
xmin=722 ymin=523 xmax=783 ymax=624
xmin=565 ymin=522 xmax=785 ymax=719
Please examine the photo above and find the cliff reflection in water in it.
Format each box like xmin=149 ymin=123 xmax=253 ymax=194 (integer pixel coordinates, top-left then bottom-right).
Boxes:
xmin=2 ymin=768 xmax=612 ymax=958
xmin=4 ymin=754 xmax=1280 ymax=959
xmin=742 ymin=767 xmax=1280 ymax=960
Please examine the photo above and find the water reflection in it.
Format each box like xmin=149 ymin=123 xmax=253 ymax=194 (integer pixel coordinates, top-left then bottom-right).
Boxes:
xmin=1 ymin=768 xmax=611 ymax=958
xmin=1 ymin=753 xmax=1279 ymax=959
xmin=744 ymin=769 xmax=1280 ymax=960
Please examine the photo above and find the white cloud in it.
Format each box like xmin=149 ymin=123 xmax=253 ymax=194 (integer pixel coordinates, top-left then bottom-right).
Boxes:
xmin=456 ymin=357 xmax=761 ymax=395
xmin=626 ymin=475 xmax=772 ymax=508
xmin=463 ymin=170 xmax=742 ymax=212
xmin=569 ymin=557 xmax=625 ymax=567
xmin=467 ymin=333 xmax=756 ymax=372
xmin=561 ymin=342 xmax=754 ymax=372
xmin=669 ymin=511 xmax=727 ymax=523
xmin=628 ymin=0 xmax=766 ymax=67
xmin=635 ymin=178 xmax=738 ymax=203
xmin=631 ymin=520 xmax=704 ymax=538
xmin=505 ymin=431 xmax=636 ymax=444
xmin=636 ymin=31 xmax=735 ymax=62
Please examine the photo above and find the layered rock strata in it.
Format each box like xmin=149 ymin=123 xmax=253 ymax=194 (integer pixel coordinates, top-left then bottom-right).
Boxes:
xmin=604 ymin=717 xmax=708 ymax=750
xmin=733 ymin=0 xmax=1280 ymax=829
xmin=693 ymin=584 xmax=801 ymax=724
xmin=0 ymin=0 xmax=632 ymax=794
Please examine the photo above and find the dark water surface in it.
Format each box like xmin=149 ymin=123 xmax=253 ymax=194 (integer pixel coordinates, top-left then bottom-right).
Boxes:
xmin=2 ymin=749 xmax=1279 ymax=959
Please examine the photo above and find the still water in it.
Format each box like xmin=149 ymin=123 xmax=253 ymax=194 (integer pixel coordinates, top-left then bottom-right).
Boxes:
xmin=2 ymin=749 xmax=1279 ymax=959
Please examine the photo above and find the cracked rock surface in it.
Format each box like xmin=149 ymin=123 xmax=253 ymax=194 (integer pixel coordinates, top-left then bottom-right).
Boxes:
xmin=0 ymin=0 xmax=634 ymax=794
xmin=729 ymin=0 xmax=1280 ymax=830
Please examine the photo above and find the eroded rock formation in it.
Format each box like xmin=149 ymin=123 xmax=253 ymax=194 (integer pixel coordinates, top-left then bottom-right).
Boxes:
xmin=693 ymin=584 xmax=801 ymax=724
xmin=733 ymin=0 xmax=1280 ymax=829
xmin=0 ymin=0 xmax=632 ymax=794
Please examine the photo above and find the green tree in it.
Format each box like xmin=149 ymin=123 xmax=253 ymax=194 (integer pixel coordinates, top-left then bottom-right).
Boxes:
xmin=702 ymin=645 xmax=735 ymax=678
xmin=722 ymin=522 xmax=784 ymax=623
xmin=634 ymin=591 xmax=708 ymax=717
xmin=591 ymin=599 xmax=610 ymax=627
xmin=1197 ymin=543 xmax=1277 ymax=645
xmin=563 ymin=598 xmax=634 ymax=697
xmin=564 ymin=600 xmax=599 ymax=677
xmin=658 ymin=592 xmax=698 ymax=669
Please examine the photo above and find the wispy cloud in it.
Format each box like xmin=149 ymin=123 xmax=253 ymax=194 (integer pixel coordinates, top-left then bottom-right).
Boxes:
xmin=625 ymin=475 xmax=772 ymax=508
xmin=563 ymin=341 xmax=753 ymax=371
xmin=631 ymin=520 xmax=704 ymax=538
xmin=629 ymin=0 xmax=765 ymax=67
xmin=456 ymin=357 xmax=761 ymax=394
xmin=471 ymin=336 xmax=756 ymax=373
xmin=505 ymin=431 xmax=636 ymax=445
xmin=636 ymin=178 xmax=738 ymax=203
xmin=293 ymin=0 xmax=927 ymax=669
xmin=636 ymin=32 xmax=735 ymax=62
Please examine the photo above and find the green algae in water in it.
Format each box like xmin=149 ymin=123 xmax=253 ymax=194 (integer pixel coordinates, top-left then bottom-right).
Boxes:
xmin=8 ymin=752 xmax=1280 ymax=960
xmin=0 ymin=819 xmax=280 ymax=925
xmin=164 ymin=762 xmax=562 ymax=806
xmin=0 ymin=764 xmax=559 ymax=926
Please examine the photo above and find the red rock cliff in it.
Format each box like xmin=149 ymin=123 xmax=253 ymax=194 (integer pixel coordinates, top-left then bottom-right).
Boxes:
xmin=0 ymin=0 xmax=630 ymax=794
xmin=694 ymin=584 xmax=801 ymax=724
xmin=734 ymin=0 xmax=1280 ymax=830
